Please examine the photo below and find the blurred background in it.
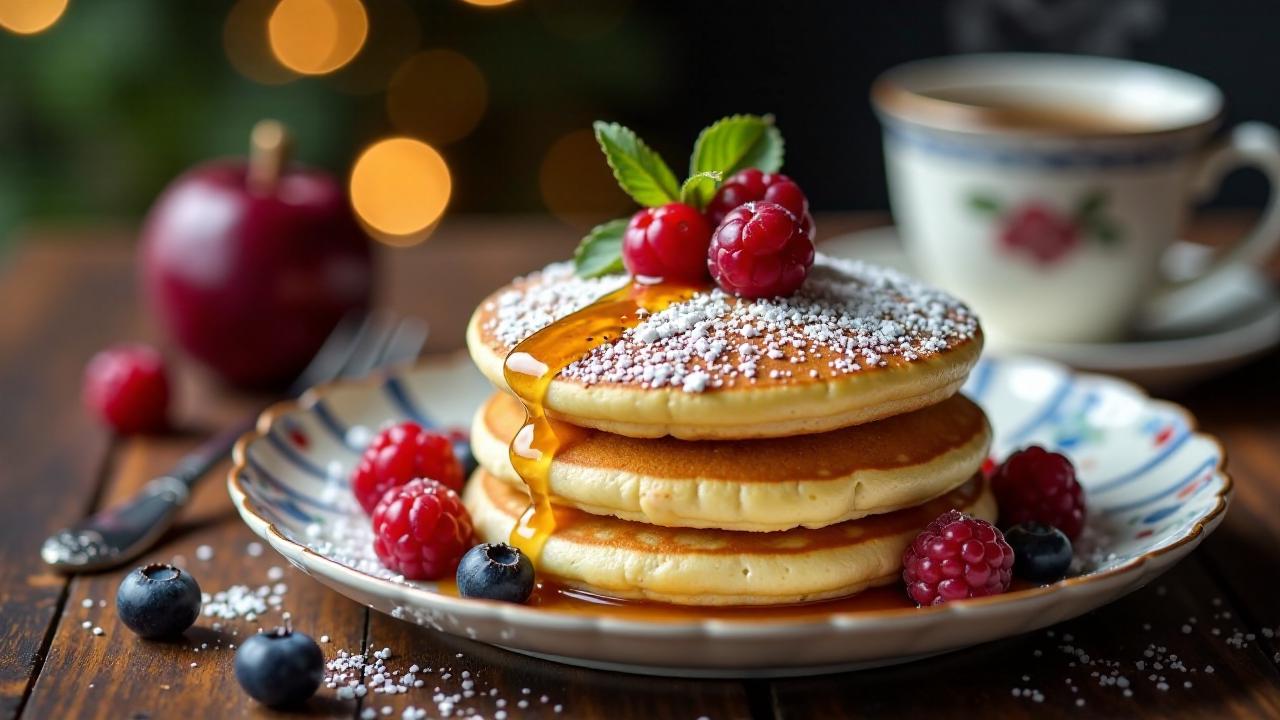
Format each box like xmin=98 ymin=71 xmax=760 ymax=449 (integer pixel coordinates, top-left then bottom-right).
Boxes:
xmin=1 ymin=0 xmax=1278 ymax=251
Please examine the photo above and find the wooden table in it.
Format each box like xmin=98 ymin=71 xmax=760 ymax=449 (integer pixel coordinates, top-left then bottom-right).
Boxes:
xmin=3 ymin=214 xmax=1280 ymax=720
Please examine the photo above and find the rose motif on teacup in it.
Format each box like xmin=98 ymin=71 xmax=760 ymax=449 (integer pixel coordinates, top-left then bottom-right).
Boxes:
xmin=968 ymin=190 xmax=1122 ymax=267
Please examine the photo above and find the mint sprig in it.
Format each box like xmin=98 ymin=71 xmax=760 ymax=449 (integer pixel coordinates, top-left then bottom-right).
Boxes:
xmin=679 ymin=170 xmax=723 ymax=208
xmin=690 ymin=114 xmax=783 ymax=179
xmin=593 ymin=121 xmax=681 ymax=207
xmin=573 ymin=218 xmax=629 ymax=278
xmin=572 ymin=114 xmax=787 ymax=278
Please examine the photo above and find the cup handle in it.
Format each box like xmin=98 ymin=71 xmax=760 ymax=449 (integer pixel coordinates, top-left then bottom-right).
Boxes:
xmin=1171 ymin=122 xmax=1280 ymax=288
xmin=1141 ymin=122 xmax=1280 ymax=329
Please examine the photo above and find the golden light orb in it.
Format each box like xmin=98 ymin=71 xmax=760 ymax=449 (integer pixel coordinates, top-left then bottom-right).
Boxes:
xmin=267 ymin=0 xmax=368 ymax=76
xmin=459 ymin=0 xmax=517 ymax=7
xmin=387 ymin=49 xmax=488 ymax=145
xmin=350 ymin=137 xmax=452 ymax=246
xmin=0 ymin=0 xmax=69 ymax=35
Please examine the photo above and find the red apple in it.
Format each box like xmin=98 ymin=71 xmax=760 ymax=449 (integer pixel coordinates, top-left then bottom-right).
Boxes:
xmin=140 ymin=121 xmax=374 ymax=388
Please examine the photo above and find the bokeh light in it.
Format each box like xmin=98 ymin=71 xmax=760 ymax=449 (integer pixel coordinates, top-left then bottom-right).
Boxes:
xmin=0 ymin=0 xmax=68 ymax=35
xmin=387 ymin=50 xmax=488 ymax=145
xmin=459 ymin=0 xmax=517 ymax=6
xmin=268 ymin=0 xmax=368 ymax=76
xmin=349 ymin=137 xmax=452 ymax=246
xmin=539 ymin=129 xmax=633 ymax=230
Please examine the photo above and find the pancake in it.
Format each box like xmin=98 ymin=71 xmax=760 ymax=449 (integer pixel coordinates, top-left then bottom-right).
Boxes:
xmin=472 ymin=391 xmax=991 ymax=531
xmin=466 ymin=254 xmax=982 ymax=440
xmin=464 ymin=469 xmax=997 ymax=606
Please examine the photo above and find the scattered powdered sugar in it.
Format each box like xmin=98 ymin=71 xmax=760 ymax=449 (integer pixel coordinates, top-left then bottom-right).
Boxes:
xmin=201 ymin=577 xmax=289 ymax=621
xmin=347 ymin=425 xmax=375 ymax=450
xmin=481 ymin=256 xmax=978 ymax=392
xmin=324 ymin=646 xmax=565 ymax=717
xmin=298 ymin=519 xmax=574 ymax=716
xmin=1008 ymin=586 xmax=1280 ymax=708
xmin=304 ymin=514 xmax=403 ymax=581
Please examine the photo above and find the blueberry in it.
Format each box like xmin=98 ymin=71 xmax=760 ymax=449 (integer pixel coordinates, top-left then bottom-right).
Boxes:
xmin=234 ymin=628 xmax=324 ymax=707
xmin=456 ymin=543 xmax=535 ymax=603
xmin=1006 ymin=522 xmax=1073 ymax=583
xmin=115 ymin=563 xmax=202 ymax=639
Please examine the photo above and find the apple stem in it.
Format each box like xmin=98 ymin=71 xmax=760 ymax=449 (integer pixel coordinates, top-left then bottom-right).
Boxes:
xmin=248 ymin=119 xmax=291 ymax=195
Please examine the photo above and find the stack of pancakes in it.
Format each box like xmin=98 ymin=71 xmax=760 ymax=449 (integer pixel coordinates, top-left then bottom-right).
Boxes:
xmin=463 ymin=255 xmax=993 ymax=606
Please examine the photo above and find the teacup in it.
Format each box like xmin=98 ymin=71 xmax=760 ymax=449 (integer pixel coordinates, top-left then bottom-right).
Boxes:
xmin=872 ymin=53 xmax=1280 ymax=344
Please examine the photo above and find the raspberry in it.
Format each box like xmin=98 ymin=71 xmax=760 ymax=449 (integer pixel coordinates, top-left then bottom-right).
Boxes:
xmin=707 ymin=201 xmax=815 ymax=299
xmin=82 ymin=343 xmax=171 ymax=435
xmin=621 ymin=203 xmax=713 ymax=283
xmin=902 ymin=510 xmax=1014 ymax=606
xmin=351 ymin=421 xmax=465 ymax=514
xmin=371 ymin=478 xmax=474 ymax=580
xmin=706 ymin=169 xmax=816 ymax=240
xmin=991 ymin=445 xmax=1087 ymax=540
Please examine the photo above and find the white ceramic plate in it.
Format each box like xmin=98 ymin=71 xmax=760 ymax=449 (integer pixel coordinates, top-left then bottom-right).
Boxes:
xmin=823 ymin=226 xmax=1280 ymax=391
xmin=228 ymin=353 xmax=1230 ymax=677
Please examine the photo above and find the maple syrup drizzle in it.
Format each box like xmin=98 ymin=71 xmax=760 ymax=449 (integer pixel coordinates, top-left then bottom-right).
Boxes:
xmin=502 ymin=280 xmax=702 ymax=563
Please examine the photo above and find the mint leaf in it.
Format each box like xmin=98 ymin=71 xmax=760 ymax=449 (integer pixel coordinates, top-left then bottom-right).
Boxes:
xmin=968 ymin=193 xmax=1001 ymax=215
xmin=689 ymin=114 xmax=784 ymax=179
xmin=593 ymin=121 xmax=680 ymax=207
xmin=1075 ymin=190 xmax=1107 ymax=221
xmin=679 ymin=170 xmax=723 ymax=209
xmin=573 ymin=218 xmax=629 ymax=278
xmin=1088 ymin=217 xmax=1123 ymax=247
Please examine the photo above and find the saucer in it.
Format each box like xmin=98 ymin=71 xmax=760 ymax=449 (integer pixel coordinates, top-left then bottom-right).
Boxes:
xmin=822 ymin=226 xmax=1280 ymax=390
xmin=228 ymin=352 xmax=1229 ymax=677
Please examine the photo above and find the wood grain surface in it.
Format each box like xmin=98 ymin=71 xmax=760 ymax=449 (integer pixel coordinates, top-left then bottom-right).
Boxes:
xmin=2 ymin=213 xmax=1279 ymax=719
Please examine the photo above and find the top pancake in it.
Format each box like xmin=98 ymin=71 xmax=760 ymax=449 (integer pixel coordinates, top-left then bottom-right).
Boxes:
xmin=467 ymin=254 xmax=982 ymax=439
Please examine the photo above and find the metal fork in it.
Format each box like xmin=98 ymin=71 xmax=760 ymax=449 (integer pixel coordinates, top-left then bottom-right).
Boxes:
xmin=40 ymin=311 xmax=428 ymax=573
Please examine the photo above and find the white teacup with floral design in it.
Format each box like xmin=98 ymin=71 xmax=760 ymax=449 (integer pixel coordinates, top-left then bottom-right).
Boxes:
xmin=873 ymin=53 xmax=1280 ymax=344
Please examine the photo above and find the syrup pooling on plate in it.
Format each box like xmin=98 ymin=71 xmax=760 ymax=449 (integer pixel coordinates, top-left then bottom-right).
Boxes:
xmin=502 ymin=280 xmax=702 ymax=562
xmin=436 ymin=575 xmax=1042 ymax=621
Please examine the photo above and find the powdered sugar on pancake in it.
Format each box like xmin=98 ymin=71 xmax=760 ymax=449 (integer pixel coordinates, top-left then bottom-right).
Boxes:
xmin=483 ymin=263 xmax=627 ymax=349
xmin=480 ymin=255 xmax=979 ymax=392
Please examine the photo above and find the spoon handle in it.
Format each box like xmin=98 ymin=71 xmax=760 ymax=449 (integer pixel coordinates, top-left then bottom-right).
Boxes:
xmin=40 ymin=416 xmax=255 ymax=572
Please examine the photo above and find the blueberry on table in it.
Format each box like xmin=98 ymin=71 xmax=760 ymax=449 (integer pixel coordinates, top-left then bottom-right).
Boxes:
xmin=115 ymin=563 xmax=202 ymax=639
xmin=234 ymin=628 xmax=324 ymax=707
xmin=1005 ymin=522 xmax=1074 ymax=583
xmin=457 ymin=543 xmax=535 ymax=603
